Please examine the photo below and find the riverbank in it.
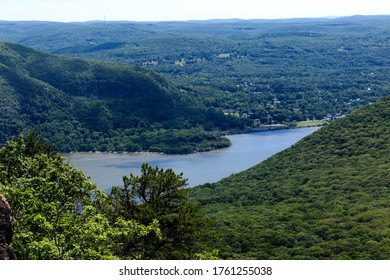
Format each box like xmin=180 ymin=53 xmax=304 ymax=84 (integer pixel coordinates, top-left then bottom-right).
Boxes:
xmin=220 ymin=122 xmax=327 ymax=136
xmin=64 ymin=124 xmax=320 ymax=156
xmin=217 ymin=124 xmax=289 ymax=135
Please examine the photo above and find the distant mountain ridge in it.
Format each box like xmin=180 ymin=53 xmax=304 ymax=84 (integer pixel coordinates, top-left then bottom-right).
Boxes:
xmin=190 ymin=95 xmax=390 ymax=259
xmin=0 ymin=41 xmax=240 ymax=153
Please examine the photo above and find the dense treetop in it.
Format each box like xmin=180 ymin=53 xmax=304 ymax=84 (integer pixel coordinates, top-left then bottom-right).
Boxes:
xmin=190 ymin=95 xmax=390 ymax=259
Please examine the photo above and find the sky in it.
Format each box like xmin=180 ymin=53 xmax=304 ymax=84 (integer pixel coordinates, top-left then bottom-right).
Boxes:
xmin=1 ymin=0 xmax=390 ymax=22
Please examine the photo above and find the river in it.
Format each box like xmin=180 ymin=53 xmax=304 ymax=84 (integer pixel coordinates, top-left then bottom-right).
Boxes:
xmin=65 ymin=127 xmax=319 ymax=191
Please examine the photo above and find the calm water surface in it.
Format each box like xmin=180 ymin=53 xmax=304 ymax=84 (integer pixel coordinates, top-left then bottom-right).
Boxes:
xmin=66 ymin=127 xmax=319 ymax=191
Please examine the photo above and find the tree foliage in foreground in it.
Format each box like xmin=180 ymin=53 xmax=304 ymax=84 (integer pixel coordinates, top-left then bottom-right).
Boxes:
xmin=0 ymin=133 xmax=216 ymax=259
xmin=107 ymin=163 xmax=217 ymax=259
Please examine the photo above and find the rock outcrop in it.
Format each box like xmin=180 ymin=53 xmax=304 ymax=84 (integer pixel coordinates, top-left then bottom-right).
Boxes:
xmin=0 ymin=194 xmax=16 ymax=260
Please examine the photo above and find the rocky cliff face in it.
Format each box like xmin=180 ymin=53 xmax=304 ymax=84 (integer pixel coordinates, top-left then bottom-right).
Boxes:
xmin=0 ymin=194 xmax=16 ymax=260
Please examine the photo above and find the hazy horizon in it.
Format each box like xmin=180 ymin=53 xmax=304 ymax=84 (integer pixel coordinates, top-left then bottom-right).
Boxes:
xmin=1 ymin=14 xmax=389 ymax=24
xmin=1 ymin=0 xmax=390 ymax=23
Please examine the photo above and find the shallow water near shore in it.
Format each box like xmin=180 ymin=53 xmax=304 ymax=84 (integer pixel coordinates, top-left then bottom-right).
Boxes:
xmin=65 ymin=127 xmax=319 ymax=191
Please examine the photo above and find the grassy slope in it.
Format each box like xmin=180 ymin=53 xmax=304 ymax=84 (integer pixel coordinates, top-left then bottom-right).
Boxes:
xmin=190 ymin=96 xmax=390 ymax=259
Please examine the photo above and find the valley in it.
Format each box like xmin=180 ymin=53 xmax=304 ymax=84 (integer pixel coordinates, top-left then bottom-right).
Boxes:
xmin=0 ymin=16 xmax=389 ymax=260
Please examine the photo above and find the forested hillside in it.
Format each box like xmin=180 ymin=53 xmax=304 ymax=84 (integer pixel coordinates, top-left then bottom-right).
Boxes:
xmin=190 ymin=95 xmax=390 ymax=259
xmin=0 ymin=41 xmax=243 ymax=153
xmin=2 ymin=16 xmax=390 ymax=124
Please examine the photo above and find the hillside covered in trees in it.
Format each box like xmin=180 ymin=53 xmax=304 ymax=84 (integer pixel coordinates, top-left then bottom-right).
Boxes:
xmin=190 ymin=95 xmax=390 ymax=259
xmin=0 ymin=41 xmax=243 ymax=153
xmin=2 ymin=16 xmax=390 ymax=124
